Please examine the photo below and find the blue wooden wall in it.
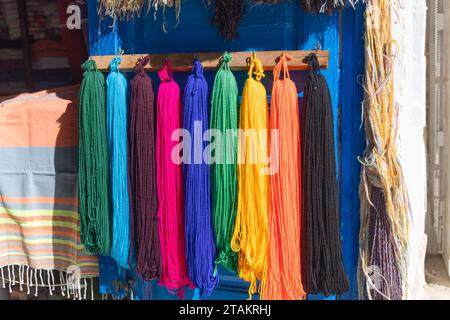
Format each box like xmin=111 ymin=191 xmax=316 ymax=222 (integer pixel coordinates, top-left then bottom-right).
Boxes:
xmin=87 ymin=0 xmax=365 ymax=300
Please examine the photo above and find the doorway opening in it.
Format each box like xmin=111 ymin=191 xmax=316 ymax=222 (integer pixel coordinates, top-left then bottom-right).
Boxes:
xmin=425 ymin=0 xmax=450 ymax=299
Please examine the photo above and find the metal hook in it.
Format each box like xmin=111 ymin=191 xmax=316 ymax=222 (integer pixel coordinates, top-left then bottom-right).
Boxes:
xmin=315 ymin=41 xmax=322 ymax=51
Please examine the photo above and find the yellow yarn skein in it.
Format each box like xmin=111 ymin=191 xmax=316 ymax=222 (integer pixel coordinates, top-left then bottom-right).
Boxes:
xmin=231 ymin=53 xmax=270 ymax=300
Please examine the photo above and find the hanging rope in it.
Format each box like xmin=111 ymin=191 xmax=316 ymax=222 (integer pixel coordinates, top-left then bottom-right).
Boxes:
xmin=263 ymin=54 xmax=305 ymax=300
xmin=156 ymin=59 xmax=191 ymax=297
xmin=231 ymin=53 xmax=269 ymax=300
xmin=129 ymin=56 xmax=161 ymax=281
xmin=210 ymin=52 xmax=239 ymax=273
xmin=78 ymin=59 xmax=111 ymax=256
xmin=301 ymin=53 xmax=349 ymax=296
xmin=183 ymin=59 xmax=218 ymax=299
xmin=359 ymin=0 xmax=409 ymax=300
xmin=106 ymin=57 xmax=135 ymax=269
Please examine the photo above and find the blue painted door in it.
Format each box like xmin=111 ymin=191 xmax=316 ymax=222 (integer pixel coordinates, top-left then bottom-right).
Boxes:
xmin=87 ymin=1 xmax=365 ymax=300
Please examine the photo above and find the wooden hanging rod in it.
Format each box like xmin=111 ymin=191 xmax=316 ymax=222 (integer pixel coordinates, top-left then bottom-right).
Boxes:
xmin=90 ymin=50 xmax=329 ymax=72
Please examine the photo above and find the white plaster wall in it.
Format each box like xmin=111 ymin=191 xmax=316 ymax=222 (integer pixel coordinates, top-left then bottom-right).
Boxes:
xmin=392 ymin=0 xmax=428 ymax=300
xmin=443 ymin=0 xmax=450 ymax=278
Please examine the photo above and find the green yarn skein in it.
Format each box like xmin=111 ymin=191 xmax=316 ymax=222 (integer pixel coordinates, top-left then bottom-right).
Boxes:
xmin=78 ymin=59 xmax=111 ymax=256
xmin=210 ymin=52 xmax=239 ymax=273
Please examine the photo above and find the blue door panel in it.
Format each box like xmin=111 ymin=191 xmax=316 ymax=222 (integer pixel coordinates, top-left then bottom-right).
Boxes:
xmin=87 ymin=0 xmax=364 ymax=300
xmin=339 ymin=5 xmax=365 ymax=300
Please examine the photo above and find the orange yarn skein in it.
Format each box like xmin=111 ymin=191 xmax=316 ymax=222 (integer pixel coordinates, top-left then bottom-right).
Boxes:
xmin=263 ymin=54 xmax=305 ymax=300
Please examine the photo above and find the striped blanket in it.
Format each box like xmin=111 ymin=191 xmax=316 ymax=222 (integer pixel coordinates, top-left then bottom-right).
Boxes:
xmin=0 ymin=85 xmax=98 ymax=298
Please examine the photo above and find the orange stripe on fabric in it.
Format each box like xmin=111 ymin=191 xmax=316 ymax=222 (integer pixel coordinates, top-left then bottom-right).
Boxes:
xmin=0 ymin=196 xmax=78 ymax=206
xmin=1 ymin=239 xmax=77 ymax=248
xmin=0 ymin=214 xmax=78 ymax=224
xmin=0 ymin=256 xmax=71 ymax=267
xmin=0 ymin=247 xmax=77 ymax=257
xmin=1 ymin=225 xmax=78 ymax=237
xmin=0 ymin=253 xmax=73 ymax=261
xmin=0 ymin=245 xmax=78 ymax=255
xmin=0 ymin=254 xmax=96 ymax=264
xmin=76 ymin=256 xmax=98 ymax=262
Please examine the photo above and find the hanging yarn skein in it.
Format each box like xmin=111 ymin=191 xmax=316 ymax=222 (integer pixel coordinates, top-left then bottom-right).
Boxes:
xmin=183 ymin=59 xmax=218 ymax=299
xmin=78 ymin=59 xmax=111 ymax=256
xmin=106 ymin=57 xmax=135 ymax=269
xmin=210 ymin=53 xmax=239 ymax=273
xmin=301 ymin=53 xmax=349 ymax=296
xmin=129 ymin=56 xmax=161 ymax=281
xmin=231 ymin=53 xmax=269 ymax=300
xmin=156 ymin=59 xmax=191 ymax=296
xmin=263 ymin=54 xmax=305 ymax=300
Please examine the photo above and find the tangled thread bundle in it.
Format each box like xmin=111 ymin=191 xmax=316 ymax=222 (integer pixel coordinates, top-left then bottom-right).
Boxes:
xmin=98 ymin=0 xmax=181 ymax=32
xmin=359 ymin=0 xmax=409 ymax=300
xmin=212 ymin=0 xmax=246 ymax=41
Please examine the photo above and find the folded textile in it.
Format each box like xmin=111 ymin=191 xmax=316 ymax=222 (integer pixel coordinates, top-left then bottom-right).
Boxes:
xmin=0 ymin=85 xmax=99 ymax=299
